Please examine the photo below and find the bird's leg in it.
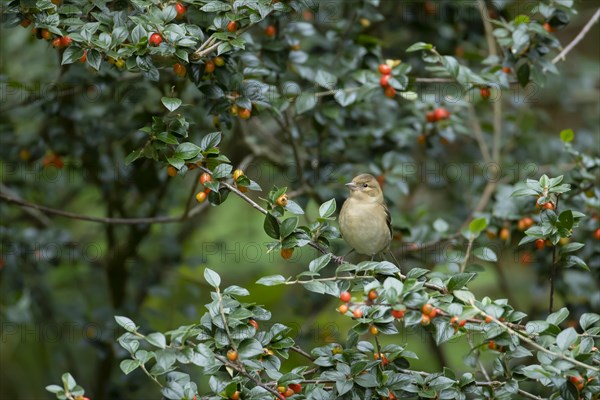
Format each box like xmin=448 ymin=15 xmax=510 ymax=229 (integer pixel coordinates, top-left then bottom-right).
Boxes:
xmin=387 ymin=250 xmax=402 ymax=273
xmin=333 ymin=249 xmax=354 ymax=264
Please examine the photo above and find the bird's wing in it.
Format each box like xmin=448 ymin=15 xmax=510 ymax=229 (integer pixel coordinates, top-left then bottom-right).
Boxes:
xmin=382 ymin=202 xmax=393 ymax=238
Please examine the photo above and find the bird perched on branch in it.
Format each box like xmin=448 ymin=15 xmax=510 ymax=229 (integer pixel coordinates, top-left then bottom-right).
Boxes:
xmin=338 ymin=174 xmax=392 ymax=258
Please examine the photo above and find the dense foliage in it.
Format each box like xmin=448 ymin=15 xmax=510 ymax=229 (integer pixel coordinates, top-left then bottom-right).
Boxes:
xmin=1 ymin=0 xmax=599 ymax=399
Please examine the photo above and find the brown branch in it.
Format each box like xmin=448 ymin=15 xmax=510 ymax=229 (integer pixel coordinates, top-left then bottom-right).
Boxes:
xmin=552 ymin=8 xmax=600 ymax=65
xmin=0 ymin=192 xmax=209 ymax=224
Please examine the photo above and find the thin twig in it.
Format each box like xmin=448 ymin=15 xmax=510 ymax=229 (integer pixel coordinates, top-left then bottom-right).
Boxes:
xmin=549 ymin=196 xmax=560 ymax=313
xmin=0 ymin=193 xmax=209 ymax=224
xmin=468 ymin=104 xmax=492 ymax=164
xmin=551 ymin=8 xmax=600 ymax=65
xmin=290 ymin=345 xmax=315 ymax=361
xmin=460 ymin=238 xmax=474 ymax=273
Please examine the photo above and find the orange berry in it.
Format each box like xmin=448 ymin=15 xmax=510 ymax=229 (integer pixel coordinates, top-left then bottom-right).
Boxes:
xmin=459 ymin=319 xmax=467 ymax=327
xmin=369 ymin=325 xmax=378 ymax=335
xmin=227 ymin=21 xmax=239 ymax=32
xmin=543 ymin=202 xmax=555 ymax=210
xmin=195 ymin=191 xmax=207 ymax=203
xmin=20 ymin=19 xmax=31 ymax=28
xmin=230 ymin=391 xmax=240 ymax=400
xmin=421 ymin=314 xmax=431 ymax=326
xmin=520 ymin=251 xmax=533 ymax=265
xmin=518 ymin=217 xmax=534 ymax=231
xmin=167 ymin=165 xmax=177 ymax=177
xmin=502 ymin=66 xmax=512 ymax=73
xmin=417 ymin=133 xmax=427 ymax=145
xmin=60 ymin=36 xmax=72 ymax=47
xmin=450 ymin=316 xmax=459 ymax=326
xmin=433 ymin=107 xmax=450 ymax=121
xmin=484 ymin=316 xmax=493 ymax=323
xmin=199 ymin=172 xmax=212 ymax=186
xmin=239 ymin=108 xmax=251 ymax=120
xmin=480 ymin=87 xmax=491 ymax=99
xmin=276 ymin=194 xmax=288 ymax=207
xmin=226 ymin=349 xmax=238 ymax=361
xmin=367 ymin=290 xmax=378 ymax=300
xmin=594 ymin=228 xmax=600 ymax=240
xmin=488 ymin=340 xmax=497 ymax=350
xmin=173 ymin=63 xmax=186 ymax=77
xmin=426 ymin=111 xmax=436 ymax=123
xmin=543 ymin=22 xmax=555 ymax=32
xmin=391 ymin=309 xmax=404 ymax=319
xmin=41 ymin=29 xmax=51 ymax=40
xmin=284 ymin=388 xmax=294 ymax=397
xmin=353 ymin=307 xmax=363 ymax=318
xmin=380 ymin=74 xmax=391 ymax=87
xmin=499 ymin=227 xmax=510 ymax=241
xmin=338 ymin=304 xmax=349 ymax=314
xmin=79 ymin=50 xmax=87 ymax=63
xmin=205 ymin=60 xmax=215 ymax=73
xmin=280 ymin=248 xmax=294 ymax=260
xmin=248 ymin=319 xmax=259 ymax=330
xmin=340 ymin=291 xmax=351 ymax=302
xmin=422 ymin=304 xmax=434 ymax=315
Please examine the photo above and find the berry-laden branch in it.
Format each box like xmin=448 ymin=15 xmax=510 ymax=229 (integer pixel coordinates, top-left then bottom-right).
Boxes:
xmin=471 ymin=301 xmax=600 ymax=373
xmin=213 ymin=354 xmax=285 ymax=400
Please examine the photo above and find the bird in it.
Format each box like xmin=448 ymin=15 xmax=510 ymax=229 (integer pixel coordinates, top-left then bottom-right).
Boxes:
xmin=338 ymin=174 xmax=392 ymax=258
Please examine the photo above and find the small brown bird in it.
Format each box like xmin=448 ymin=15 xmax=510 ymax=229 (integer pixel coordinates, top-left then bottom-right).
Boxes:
xmin=338 ymin=174 xmax=392 ymax=257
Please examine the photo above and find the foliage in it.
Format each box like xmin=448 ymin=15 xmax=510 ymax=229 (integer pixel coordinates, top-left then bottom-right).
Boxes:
xmin=1 ymin=0 xmax=599 ymax=399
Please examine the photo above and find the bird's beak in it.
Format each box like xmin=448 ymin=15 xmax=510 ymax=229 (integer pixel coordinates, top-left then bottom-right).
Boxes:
xmin=345 ymin=182 xmax=359 ymax=191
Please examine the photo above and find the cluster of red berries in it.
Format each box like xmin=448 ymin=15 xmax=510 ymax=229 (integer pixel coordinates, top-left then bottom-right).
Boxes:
xmin=377 ymin=63 xmax=396 ymax=98
xmin=277 ymin=383 xmax=302 ymax=398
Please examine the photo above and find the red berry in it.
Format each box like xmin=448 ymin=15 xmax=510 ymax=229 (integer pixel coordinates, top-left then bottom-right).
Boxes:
xmin=149 ymin=33 xmax=162 ymax=46
xmin=534 ymin=238 xmax=545 ymax=250
xmin=288 ymin=383 xmax=302 ymax=394
xmin=543 ymin=22 xmax=555 ymax=33
xmin=378 ymin=64 xmax=391 ymax=75
xmin=175 ymin=2 xmax=186 ymax=17
xmin=227 ymin=21 xmax=239 ymax=32
xmin=284 ymin=388 xmax=294 ymax=397
xmin=41 ymin=29 xmax=51 ymax=40
xmin=484 ymin=316 xmax=493 ymax=323
xmin=280 ymin=248 xmax=294 ymax=259
xmin=379 ymin=74 xmax=391 ymax=87
xmin=79 ymin=50 xmax=87 ymax=63
xmin=51 ymin=37 xmax=62 ymax=48
xmin=265 ymin=25 xmax=276 ymax=37
xmin=426 ymin=111 xmax=436 ymax=123
xmin=20 ymin=19 xmax=31 ymax=28
xmin=367 ymin=290 xmax=378 ymax=300
xmin=459 ymin=319 xmax=466 ymax=327
xmin=60 ymin=36 xmax=72 ymax=47
xmin=543 ymin=202 xmax=555 ymax=210
xmin=391 ymin=309 xmax=404 ymax=319
xmin=353 ymin=307 xmax=363 ymax=318
xmin=569 ymin=376 xmax=585 ymax=391
xmin=248 ymin=319 xmax=259 ymax=330
xmin=433 ymin=107 xmax=450 ymax=121
xmin=384 ymin=86 xmax=396 ymax=98
xmin=480 ymin=87 xmax=490 ymax=99
xmin=450 ymin=316 xmax=459 ymax=326
xmin=502 ymin=66 xmax=512 ymax=74
xmin=199 ymin=172 xmax=211 ymax=186
xmin=594 ymin=228 xmax=600 ymax=240
xmin=340 ymin=291 xmax=351 ymax=302
xmin=518 ymin=217 xmax=534 ymax=231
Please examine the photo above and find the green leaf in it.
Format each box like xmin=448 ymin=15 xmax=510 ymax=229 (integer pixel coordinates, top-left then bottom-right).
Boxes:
xmin=200 ymin=132 xmax=222 ymax=150
xmin=115 ymin=316 xmax=137 ymax=332
xmin=161 ymin=96 xmax=182 ymax=112
xmin=511 ymin=187 xmax=539 ymax=197
xmin=295 ymin=93 xmax=317 ymax=114
xmin=563 ymin=255 xmax=589 ymax=271
xmin=146 ymin=332 xmax=167 ymax=349
xmin=204 ymin=268 xmax=221 ymax=288
xmin=557 ymin=210 xmax=573 ymax=230
xmin=45 ymin=385 xmax=63 ymax=394
xmin=473 ymin=247 xmax=497 ymax=262
xmin=308 ymin=254 xmax=332 ymax=273
xmin=62 ymin=373 xmax=76 ymax=391
xmin=120 ymin=359 xmax=142 ymax=375
xmin=263 ymin=213 xmax=280 ymax=239
xmin=559 ymin=242 xmax=584 ymax=255
xmin=175 ymin=142 xmax=201 ymax=160
xmin=406 ymin=42 xmax=433 ymax=52
xmin=318 ymin=198 xmax=336 ymax=219
xmin=447 ymin=273 xmax=476 ymax=291
xmin=238 ymin=338 xmax=264 ymax=359
xmin=280 ymin=217 xmax=299 ymax=238
xmin=212 ymin=163 xmax=232 ymax=179
xmin=314 ymin=70 xmax=337 ymax=89
xmin=560 ymin=129 xmax=574 ymax=142
xmin=453 ymin=290 xmax=475 ymax=304
xmin=433 ymin=218 xmax=449 ymax=233
xmin=61 ymin=47 xmax=84 ymax=65
xmin=580 ymin=313 xmax=600 ymax=331
xmin=468 ymin=217 xmax=487 ymax=235
xmin=556 ymin=327 xmax=577 ymax=351
xmin=285 ymin=200 xmax=304 ymax=215
xmin=124 ymin=149 xmax=143 ymax=165
xmin=547 ymin=307 xmax=569 ymax=325
xmin=256 ymin=275 xmax=286 ymax=286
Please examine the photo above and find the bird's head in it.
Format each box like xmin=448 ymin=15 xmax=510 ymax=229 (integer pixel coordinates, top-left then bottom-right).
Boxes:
xmin=345 ymin=174 xmax=383 ymax=202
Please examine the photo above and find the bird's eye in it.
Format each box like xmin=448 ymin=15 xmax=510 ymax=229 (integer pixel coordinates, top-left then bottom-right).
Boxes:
xmin=362 ymin=183 xmax=369 ymax=188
